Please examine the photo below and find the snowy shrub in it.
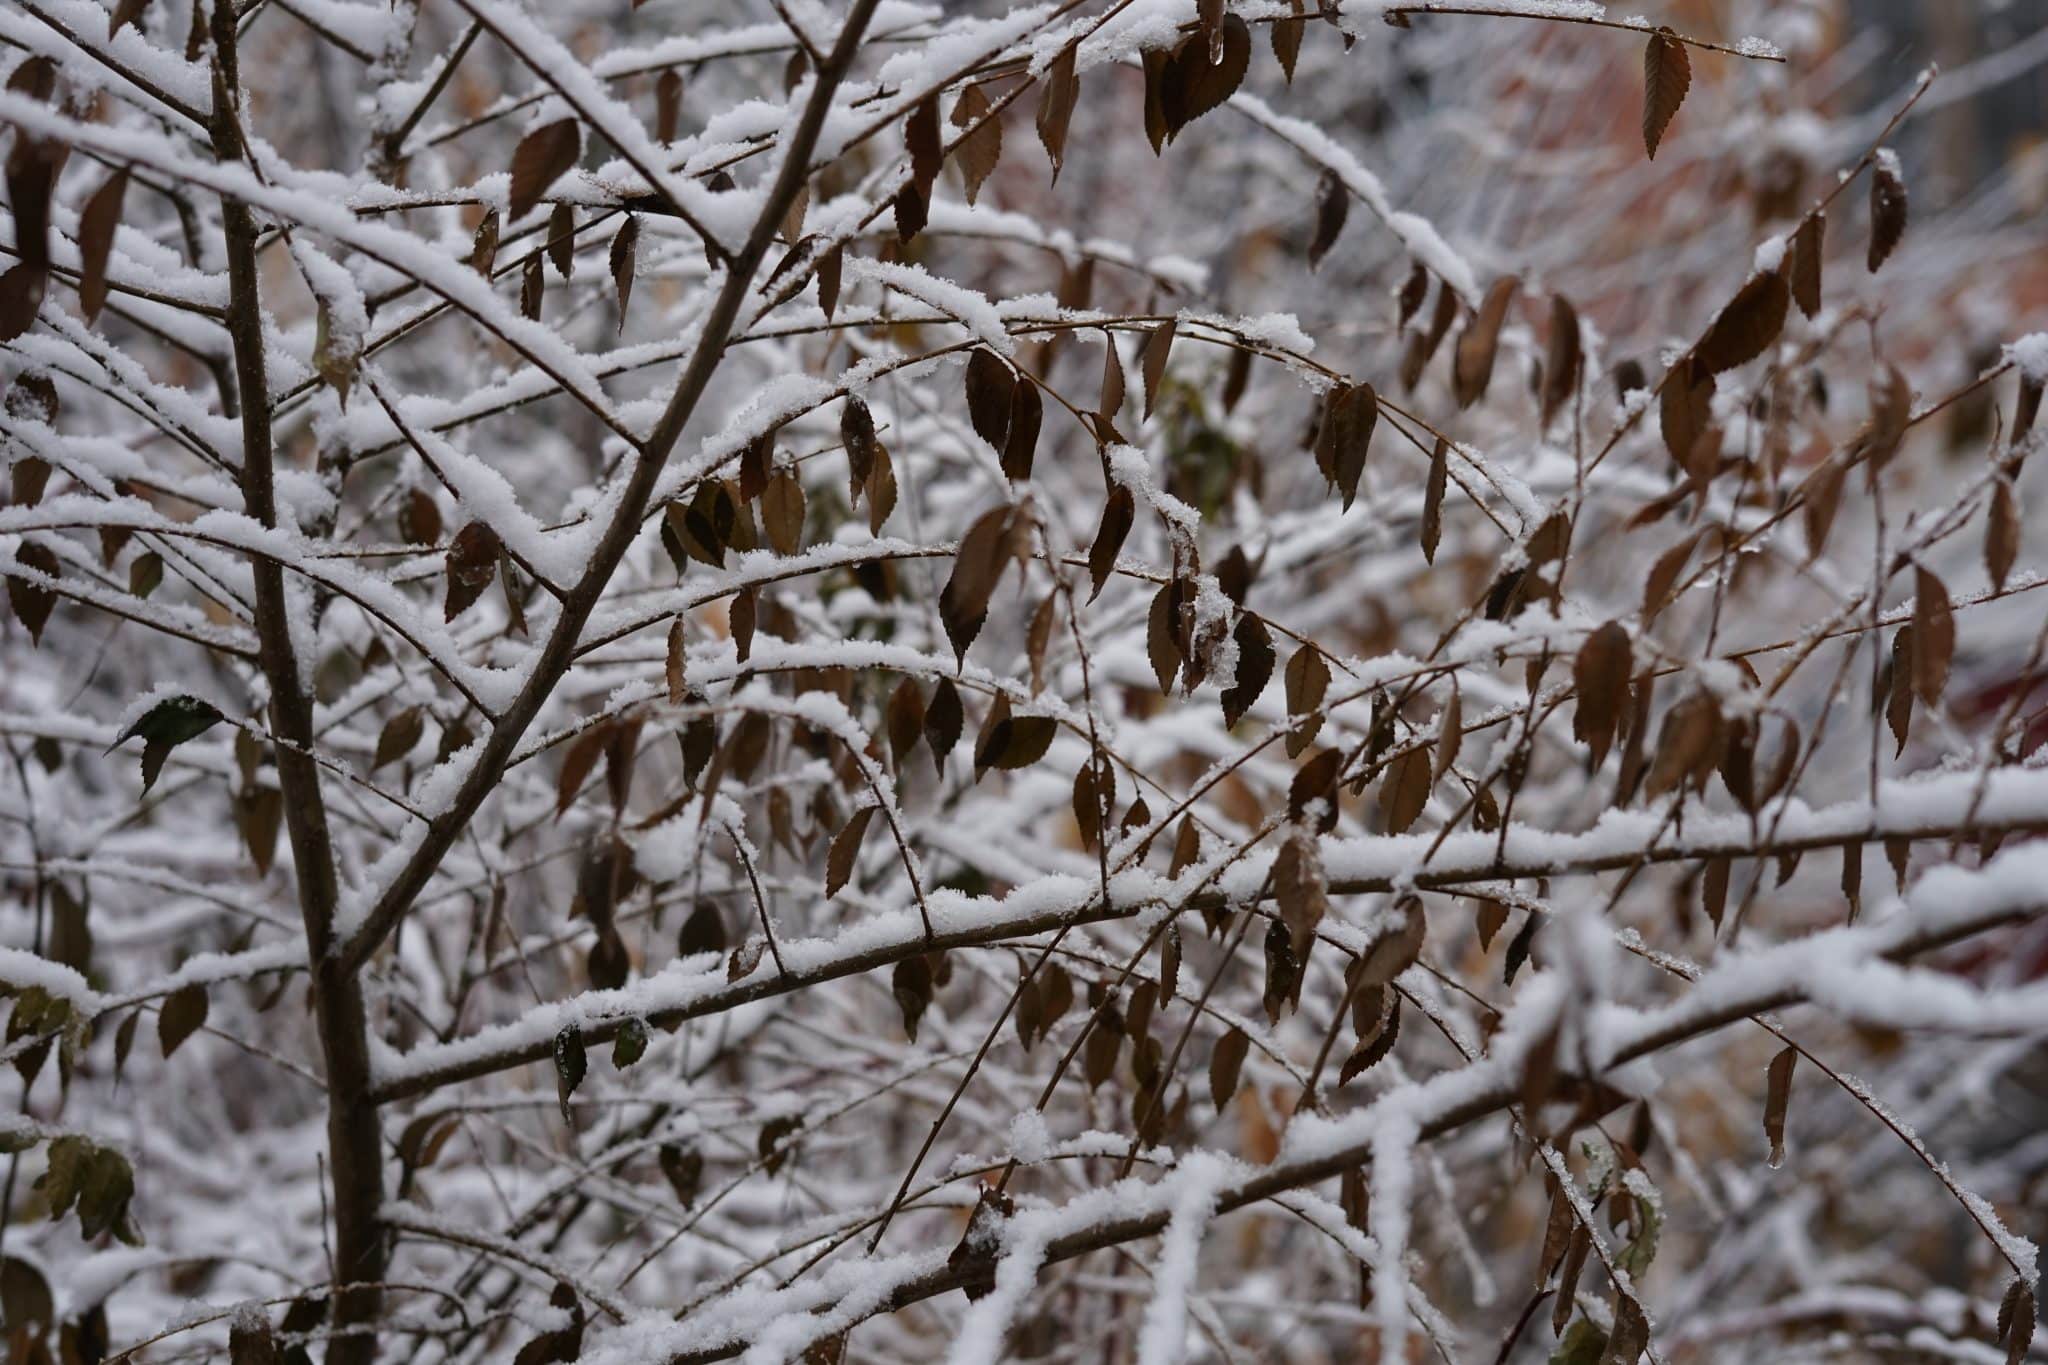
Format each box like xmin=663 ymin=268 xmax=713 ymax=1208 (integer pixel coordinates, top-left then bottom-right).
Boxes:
xmin=3 ymin=0 xmax=2047 ymax=1361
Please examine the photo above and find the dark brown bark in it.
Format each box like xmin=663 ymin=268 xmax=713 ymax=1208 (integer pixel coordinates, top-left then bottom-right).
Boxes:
xmin=208 ymin=2 xmax=384 ymax=1359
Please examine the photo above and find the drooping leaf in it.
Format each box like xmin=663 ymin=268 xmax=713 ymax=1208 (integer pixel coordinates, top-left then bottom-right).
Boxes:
xmin=1787 ymin=213 xmax=1824 ymax=317
xmin=1763 ymin=1045 xmax=1796 ymax=1166
xmin=509 ymin=118 xmax=581 ymax=221
xmin=826 ymin=806 xmax=876 ymax=898
xmin=892 ymin=956 xmax=933 ymax=1041
xmin=77 ymin=169 xmax=128 ymax=325
xmin=965 ymin=349 xmax=1015 ymax=452
xmin=1139 ymin=318 xmax=1175 ymax=420
xmin=1421 ymin=437 xmax=1448 ymax=564
xmin=1868 ymin=153 xmax=1908 ymax=272
xmin=1987 ymin=480 xmax=2019 ymax=592
xmin=552 ymin=1025 xmax=587 ymax=1126
xmin=1035 ymin=46 xmax=1079 ymax=180
xmin=1696 ymin=270 xmax=1789 ymax=375
xmin=1313 ymin=382 xmax=1377 ymax=509
xmin=951 ymin=84 xmax=1002 ymax=206
xmin=1910 ymin=565 xmax=1953 ymax=706
xmin=1572 ymin=622 xmax=1631 ymax=768
xmin=1307 ymin=168 xmax=1347 ymax=270
xmin=1540 ymin=293 xmax=1581 ymax=427
xmin=445 ymin=521 xmax=502 ymax=620
xmin=1452 ymin=277 xmax=1516 ymax=408
xmin=609 ymin=215 xmax=639 ymax=327
xmin=1159 ymin=15 xmax=1250 ymax=139
xmin=373 ymin=707 xmax=423 ymax=772
xmin=158 ymin=983 xmax=207 ymax=1058
xmin=905 ymin=94 xmax=943 ymax=188
xmin=656 ymin=70 xmax=684 ymax=143
xmin=1209 ymin=1026 xmax=1248 ymax=1110
xmin=659 ymin=1143 xmax=703 ymax=1207
xmin=113 ymin=694 xmax=224 ymax=793
xmin=962 ymin=351 xmax=1014 ymax=466
xmin=1641 ymin=27 xmax=1691 ymax=159
xmin=1089 ymin=488 xmax=1133 ymax=601
xmin=926 ymin=677 xmax=963 ymax=772
xmin=612 ymin=1017 xmax=648 ymax=1069
xmin=1211 ymin=610 xmax=1270 ymax=731
xmin=7 ymin=541 xmax=61 ymax=644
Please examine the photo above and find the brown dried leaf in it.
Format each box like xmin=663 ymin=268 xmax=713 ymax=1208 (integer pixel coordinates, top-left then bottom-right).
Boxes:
xmin=1159 ymin=15 xmax=1250 ymax=139
xmin=1641 ymin=532 xmax=1700 ymax=624
xmin=1868 ymin=155 xmax=1908 ymax=272
xmin=951 ymin=84 xmax=1002 ymax=206
xmin=1035 ymin=46 xmax=1079 ymax=180
xmin=1540 ymin=293 xmax=1581 ymax=427
xmin=925 ymin=677 xmax=963 ymax=772
xmin=762 ymin=470 xmax=805 ymax=556
xmin=1787 ymin=213 xmax=1824 ymax=318
xmin=1642 ymin=27 xmax=1691 ymax=159
xmin=609 ymin=215 xmax=639 ymax=327
xmin=906 ymin=94 xmax=942 ymax=188
xmin=1307 ymin=168 xmax=1347 ymax=270
xmin=965 ymin=348 xmax=1015 ymax=451
xmin=1697 ymin=271 xmax=1789 ymax=375
xmin=1452 ymin=277 xmax=1515 ymax=408
xmin=77 ymin=169 xmax=128 ymax=326
xmin=1421 ymin=436 xmax=1448 ymax=563
xmin=1434 ymin=681 xmax=1463 ymax=781
xmin=1763 ymin=1045 xmax=1796 ymax=1166
xmin=509 ymin=118 xmax=581 ymax=221
xmin=1284 ymin=644 xmax=1329 ymax=758
xmin=1573 ymin=622 xmax=1632 ymax=768
xmin=1988 ymin=480 xmax=2019 ymax=592
xmin=825 ymin=806 xmax=876 ymax=899
xmin=656 ymin=70 xmax=684 ymax=143
xmin=444 ymin=521 xmax=502 ymax=621
xmin=1314 ymin=382 xmax=1377 ymax=509
xmin=1910 ymin=565 xmax=1953 ymax=706
xmin=1140 ymin=318 xmax=1175 ymax=420
xmin=1209 ymin=1027 xmax=1249 ymax=1110
xmin=1645 ymin=690 xmax=1721 ymax=799
xmin=1089 ymin=487 xmax=1134 ymax=601
xmin=1221 ymin=612 xmax=1273 ymax=728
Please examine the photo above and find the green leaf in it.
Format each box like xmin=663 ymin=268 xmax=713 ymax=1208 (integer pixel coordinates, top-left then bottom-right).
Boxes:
xmin=1549 ymin=1317 xmax=1608 ymax=1365
xmin=612 ymin=1017 xmax=648 ymax=1069
xmin=110 ymin=695 xmax=224 ymax=792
